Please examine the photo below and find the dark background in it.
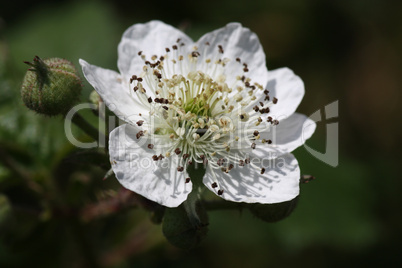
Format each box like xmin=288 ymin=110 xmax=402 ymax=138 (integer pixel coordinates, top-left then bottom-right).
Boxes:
xmin=1 ymin=0 xmax=401 ymax=267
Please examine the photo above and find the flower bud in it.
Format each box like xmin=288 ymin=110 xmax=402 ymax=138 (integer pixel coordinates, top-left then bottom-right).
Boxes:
xmin=89 ymin=90 xmax=102 ymax=109
xmin=162 ymin=203 xmax=208 ymax=249
xmin=21 ymin=56 xmax=82 ymax=116
xmin=248 ymin=196 xmax=299 ymax=223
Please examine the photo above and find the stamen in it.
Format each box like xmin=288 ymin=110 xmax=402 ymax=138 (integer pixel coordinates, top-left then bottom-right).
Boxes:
xmin=128 ymin=40 xmax=276 ymax=178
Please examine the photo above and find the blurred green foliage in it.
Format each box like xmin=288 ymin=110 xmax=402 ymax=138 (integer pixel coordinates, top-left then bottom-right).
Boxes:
xmin=1 ymin=0 xmax=402 ymax=267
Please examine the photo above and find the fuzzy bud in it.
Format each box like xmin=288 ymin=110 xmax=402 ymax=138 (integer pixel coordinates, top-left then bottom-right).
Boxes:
xmin=162 ymin=203 xmax=208 ymax=249
xmin=21 ymin=56 xmax=82 ymax=116
xmin=248 ymin=196 xmax=299 ymax=223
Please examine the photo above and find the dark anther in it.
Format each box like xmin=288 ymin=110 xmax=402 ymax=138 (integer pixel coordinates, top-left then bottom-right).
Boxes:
xmin=164 ymin=99 xmax=169 ymax=104
xmin=137 ymin=77 xmax=143 ymax=82
xmin=145 ymin=61 xmax=151 ymax=65
xmin=267 ymin=139 xmax=272 ymax=144
xmin=264 ymin=89 xmax=269 ymax=95
xmin=177 ymin=166 xmax=184 ymax=172
xmin=133 ymin=86 xmax=139 ymax=92
xmin=218 ymin=189 xmax=224 ymax=195
xmin=259 ymin=102 xmax=264 ymax=106
xmin=267 ymin=116 xmax=273 ymax=123
xmin=253 ymin=130 xmax=259 ymax=136
xmin=165 ymin=48 xmax=170 ymax=52
xmin=154 ymin=72 xmax=162 ymax=79
xmin=228 ymin=164 xmax=234 ymax=170
xmin=253 ymin=106 xmax=259 ymax=112
xmin=261 ymin=168 xmax=265 ymax=174
xmin=218 ymin=45 xmax=224 ymax=53
xmin=162 ymin=106 xmax=168 ymax=110
xmin=188 ymin=160 xmax=193 ymax=165
xmin=158 ymin=154 xmax=164 ymax=160
xmin=243 ymin=67 xmax=249 ymax=72
xmin=273 ymin=120 xmax=279 ymax=125
xmin=264 ymin=96 xmax=270 ymax=101
xmin=273 ymin=97 xmax=278 ymax=104
xmin=154 ymin=98 xmax=160 ymax=103
xmin=192 ymin=51 xmax=200 ymax=57
xmin=152 ymin=155 xmax=159 ymax=161
xmin=245 ymin=158 xmax=250 ymax=164
xmin=217 ymin=158 xmax=225 ymax=166
xmin=138 ymin=51 xmax=142 ymax=56
xmin=236 ymin=57 xmax=241 ymax=62
xmin=245 ymin=82 xmax=250 ymax=87
xmin=211 ymin=182 xmax=218 ymax=188
xmin=251 ymin=143 xmax=256 ymax=149
xmin=239 ymin=160 xmax=245 ymax=166
xmin=240 ymin=114 xmax=245 ymax=120
xmin=205 ymin=42 xmax=210 ymax=46
xmin=136 ymin=120 xmax=144 ymax=126
xmin=176 ymin=38 xmax=181 ymax=43
xmin=148 ymin=144 xmax=154 ymax=149
xmin=136 ymin=131 xmax=144 ymax=139
xmin=172 ymin=45 xmax=178 ymax=50
xmin=185 ymin=178 xmax=191 ymax=183
xmin=160 ymin=56 xmax=165 ymax=61
xmin=260 ymin=108 xmax=270 ymax=114
xmin=148 ymin=97 xmax=152 ymax=103
xmin=174 ymin=148 xmax=181 ymax=155
xmin=183 ymin=154 xmax=189 ymax=159
xmin=130 ymin=75 xmax=137 ymax=84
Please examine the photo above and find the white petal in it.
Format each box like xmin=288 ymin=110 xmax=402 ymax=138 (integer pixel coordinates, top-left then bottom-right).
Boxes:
xmin=118 ymin=20 xmax=193 ymax=78
xmin=109 ymin=124 xmax=192 ymax=207
xmin=265 ymin=67 xmax=305 ymax=119
xmin=79 ymin=59 xmax=148 ymax=124
xmin=203 ymin=154 xmax=300 ymax=203
xmin=196 ymin=23 xmax=269 ymax=87
xmin=253 ymin=113 xmax=316 ymax=158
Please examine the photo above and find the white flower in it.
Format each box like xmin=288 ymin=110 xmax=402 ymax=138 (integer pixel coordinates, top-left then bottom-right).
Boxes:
xmin=80 ymin=21 xmax=316 ymax=208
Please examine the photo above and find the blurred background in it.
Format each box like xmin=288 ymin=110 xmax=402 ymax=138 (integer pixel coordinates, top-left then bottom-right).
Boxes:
xmin=1 ymin=0 xmax=401 ymax=267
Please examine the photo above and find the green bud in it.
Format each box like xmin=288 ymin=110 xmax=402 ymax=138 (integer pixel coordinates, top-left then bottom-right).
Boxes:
xmin=21 ymin=56 xmax=82 ymax=116
xmin=248 ymin=196 xmax=299 ymax=223
xmin=89 ymin=90 xmax=102 ymax=109
xmin=162 ymin=202 xmax=208 ymax=249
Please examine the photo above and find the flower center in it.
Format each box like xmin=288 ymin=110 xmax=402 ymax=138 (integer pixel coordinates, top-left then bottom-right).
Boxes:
xmin=128 ymin=39 xmax=279 ymax=192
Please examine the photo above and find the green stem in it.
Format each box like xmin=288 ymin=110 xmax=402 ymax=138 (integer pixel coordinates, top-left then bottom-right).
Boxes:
xmin=183 ymin=164 xmax=207 ymax=228
xmin=71 ymin=113 xmax=108 ymax=148
xmin=0 ymin=147 xmax=43 ymax=194
xmin=182 ymin=187 xmax=202 ymax=228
